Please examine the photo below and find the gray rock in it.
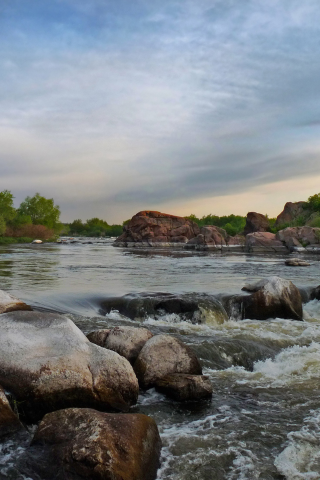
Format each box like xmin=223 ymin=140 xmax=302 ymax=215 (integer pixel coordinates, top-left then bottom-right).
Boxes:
xmin=155 ymin=374 xmax=213 ymax=401
xmin=87 ymin=326 xmax=153 ymax=364
xmin=26 ymin=408 xmax=161 ymax=480
xmin=0 ymin=311 xmax=139 ymax=420
xmin=134 ymin=335 xmax=202 ymax=389
xmin=285 ymin=258 xmax=311 ymax=267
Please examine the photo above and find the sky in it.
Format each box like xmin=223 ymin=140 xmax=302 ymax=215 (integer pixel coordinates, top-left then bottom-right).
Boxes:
xmin=1 ymin=0 xmax=320 ymax=223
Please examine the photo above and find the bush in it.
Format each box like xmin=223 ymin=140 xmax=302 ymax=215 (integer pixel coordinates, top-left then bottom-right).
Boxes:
xmin=5 ymin=224 xmax=54 ymax=240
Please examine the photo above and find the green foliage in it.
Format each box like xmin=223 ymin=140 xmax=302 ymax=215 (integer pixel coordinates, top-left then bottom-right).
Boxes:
xmin=10 ymin=213 xmax=32 ymax=227
xmin=306 ymin=193 xmax=320 ymax=212
xmin=0 ymin=190 xmax=16 ymax=222
xmin=19 ymin=193 xmax=61 ymax=230
xmin=68 ymin=218 xmax=123 ymax=237
xmin=308 ymin=215 xmax=320 ymax=228
xmin=185 ymin=213 xmax=246 ymax=236
xmin=0 ymin=215 xmax=6 ymax=236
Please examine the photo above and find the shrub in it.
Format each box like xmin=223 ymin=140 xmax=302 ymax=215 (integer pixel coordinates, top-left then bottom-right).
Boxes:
xmin=5 ymin=224 xmax=54 ymax=240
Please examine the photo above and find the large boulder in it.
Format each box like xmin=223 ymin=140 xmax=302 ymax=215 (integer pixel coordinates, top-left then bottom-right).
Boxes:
xmin=155 ymin=374 xmax=213 ymax=401
xmin=186 ymin=225 xmax=227 ymax=249
xmin=87 ymin=326 xmax=153 ymax=364
xmin=0 ymin=311 xmax=139 ymax=420
xmin=26 ymin=408 xmax=161 ymax=480
xmin=276 ymin=227 xmax=320 ymax=249
xmin=134 ymin=335 xmax=202 ymax=389
xmin=275 ymin=201 xmax=309 ymax=226
xmin=236 ymin=276 xmax=303 ymax=320
xmin=113 ymin=210 xmax=200 ymax=246
xmin=245 ymin=232 xmax=287 ymax=253
xmin=0 ymin=386 xmax=23 ymax=437
xmin=244 ymin=212 xmax=270 ymax=235
xmin=0 ymin=289 xmax=32 ymax=314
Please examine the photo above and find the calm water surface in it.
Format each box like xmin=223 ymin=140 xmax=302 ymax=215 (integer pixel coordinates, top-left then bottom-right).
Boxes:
xmin=1 ymin=239 xmax=320 ymax=480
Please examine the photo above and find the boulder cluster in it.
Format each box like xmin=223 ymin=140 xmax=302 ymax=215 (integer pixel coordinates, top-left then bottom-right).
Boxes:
xmin=113 ymin=206 xmax=320 ymax=253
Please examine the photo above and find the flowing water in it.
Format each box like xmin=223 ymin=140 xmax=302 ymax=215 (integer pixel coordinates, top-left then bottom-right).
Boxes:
xmin=0 ymin=239 xmax=320 ymax=480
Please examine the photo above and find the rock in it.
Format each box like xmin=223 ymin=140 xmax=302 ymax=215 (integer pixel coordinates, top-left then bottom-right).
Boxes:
xmin=0 ymin=311 xmax=138 ymax=421
xmin=244 ymin=212 xmax=270 ymax=235
xmin=155 ymin=374 xmax=213 ymax=401
xmin=87 ymin=326 xmax=153 ymax=364
xmin=0 ymin=289 xmax=32 ymax=314
xmin=285 ymin=258 xmax=311 ymax=267
xmin=310 ymin=286 xmax=320 ymax=301
xmin=238 ymin=276 xmax=303 ymax=320
xmin=113 ymin=210 xmax=200 ymax=246
xmin=0 ymin=386 xmax=23 ymax=437
xmin=26 ymin=408 xmax=161 ymax=480
xmin=276 ymin=227 xmax=320 ymax=249
xmin=245 ymin=232 xmax=287 ymax=253
xmin=275 ymin=201 xmax=309 ymax=226
xmin=32 ymin=239 xmax=42 ymax=244
xmin=134 ymin=335 xmax=202 ymax=389
xmin=186 ymin=226 xmax=227 ymax=249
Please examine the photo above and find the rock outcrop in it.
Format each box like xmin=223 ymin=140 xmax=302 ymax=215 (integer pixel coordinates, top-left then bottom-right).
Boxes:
xmin=87 ymin=326 xmax=153 ymax=364
xmin=275 ymin=201 xmax=309 ymax=226
xmin=0 ymin=290 xmax=32 ymax=314
xmin=134 ymin=335 xmax=202 ymax=389
xmin=186 ymin=226 xmax=227 ymax=249
xmin=244 ymin=212 xmax=270 ymax=235
xmin=245 ymin=232 xmax=287 ymax=253
xmin=276 ymin=227 xmax=320 ymax=249
xmin=27 ymin=408 xmax=161 ymax=480
xmin=0 ymin=311 xmax=139 ymax=420
xmin=225 ymin=276 xmax=303 ymax=321
xmin=155 ymin=374 xmax=213 ymax=401
xmin=0 ymin=386 xmax=23 ymax=437
xmin=114 ymin=211 xmax=200 ymax=247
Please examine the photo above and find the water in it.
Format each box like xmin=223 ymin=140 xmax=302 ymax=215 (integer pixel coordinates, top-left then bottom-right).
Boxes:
xmin=0 ymin=239 xmax=320 ymax=479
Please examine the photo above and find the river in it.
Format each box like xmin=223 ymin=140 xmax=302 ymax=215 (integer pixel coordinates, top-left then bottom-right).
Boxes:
xmin=0 ymin=239 xmax=320 ymax=480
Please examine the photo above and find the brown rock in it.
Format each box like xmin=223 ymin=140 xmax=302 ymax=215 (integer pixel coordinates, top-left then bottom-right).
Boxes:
xmin=285 ymin=258 xmax=310 ymax=267
xmin=114 ymin=211 xmax=200 ymax=246
xmin=276 ymin=227 xmax=320 ymax=248
xmin=134 ymin=335 xmax=202 ymax=389
xmin=275 ymin=201 xmax=309 ymax=226
xmin=0 ymin=386 xmax=23 ymax=437
xmin=310 ymin=286 xmax=320 ymax=301
xmin=0 ymin=311 xmax=139 ymax=421
xmin=87 ymin=326 xmax=153 ymax=364
xmin=29 ymin=408 xmax=161 ymax=480
xmin=186 ymin=226 xmax=227 ymax=249
xmin=0 ymin=289 xmax=32 ymax=314
xmin=244 ymin=212 xmax=270 ymax=235
xmin=155 ymin=374 xmax=213 ymax=401
xmin=245 ymin=232 xmax=287 ymax=252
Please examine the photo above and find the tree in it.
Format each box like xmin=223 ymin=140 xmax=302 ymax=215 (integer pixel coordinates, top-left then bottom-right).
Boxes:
xmin=307 ymin=193 xmax=320 ymax=211
xmin=19 ymin=193 xmax=61 ymax=230
xmin=0 ymin=190 xmax=16 ymax=222
xmin=0 ymin=215 xmax=6 ymax=236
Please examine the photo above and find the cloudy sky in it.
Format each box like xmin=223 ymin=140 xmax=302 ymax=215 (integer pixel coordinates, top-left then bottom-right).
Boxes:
xmin=1 ymin=0 xmax=320 ymax=223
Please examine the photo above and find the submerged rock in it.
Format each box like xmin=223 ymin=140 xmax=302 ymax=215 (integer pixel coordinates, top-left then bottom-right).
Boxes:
xmin=26 ymin=408 xmax=161 ymax=480
xmin=0 ymin=386 xmax=23 ymax=437
xmin=155 ymin=374 xmax=212 ymax=401
xmin=226 ymin=276 xmax=303 ymax=321
xmin=310 ymin=286 xmax=320 ymax=301
xmin=285 ymin=258 xmax=311 ymax=267
xmin=0 ymin=289 xmax=32 ymax=314
xmin=0 ymin=311 xmax=138 ymax=420
xmin=134 ymin=334 xmax=202 ymax=389
xmin=87 ymin=326 xmax=153 ymax=364
xmin=244 ymin=212 xmax=271 ymax=235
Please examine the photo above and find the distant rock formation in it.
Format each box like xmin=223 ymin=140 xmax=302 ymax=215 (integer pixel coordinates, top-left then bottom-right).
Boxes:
xmin=244 ymin=212 xmax=270 ymax=235
xmin=275 ymin=201 xmax=308 ymax=226
xmin=114 ymin=211 xmax=200 ymax=247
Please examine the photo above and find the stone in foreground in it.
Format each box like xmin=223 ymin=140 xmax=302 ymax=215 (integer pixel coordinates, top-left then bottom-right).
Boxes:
xmin=285 ymin=258 xmax=311 ymax=267
xmin=134 ymin=334 xmax=202 ymax=389
xmin=87 ymin=326 xmax=153 ymax=364
xmin=155 ymin=374 xmax=213 ymax=401
xmin=0 ymin=289 xmax=32 ymax=314
xmin=0 ymin=311 xmax=138 ymax=420
xmin=27 ymin=408 xmax=161 ymax=480
xmin=0 ymin=386 xmax=23 ymax=437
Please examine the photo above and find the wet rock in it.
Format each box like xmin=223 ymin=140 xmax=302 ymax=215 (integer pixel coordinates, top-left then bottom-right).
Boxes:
xmin=227 ymin=276 xmax=303 ymax=321
xmin=276 ymin=227 xmax=320 ymax=249
xmin=0 ymin=386 xmax=23 ymax=437
xmin=0 ymin=311 xmax=138 ymax=421
xmin=155 ymin=374 xmax=212 ymax=401
xmin=285 ymin=258 xmax=311 ymax=267
xmin=310 ymin=286 xmax=320 ymax=301
xmin=134 ymin=335 xmax=202 ymax=389
xmin=26 ymin=408 xmax=161 ymax=480
xmin=245 ymin=232 xmax=287 ymax=253
xmin=114 ymin=210 xmax=200 ymax=246
xmin=244 ymin=212 xmax=271 ymax=235
xmin=87 ymin=326 xmax=153 ymax=364
xmin=0 ymin=289 xmax=32 ymax=314
xmin=275 ymin=201 xmax=309 ymax=226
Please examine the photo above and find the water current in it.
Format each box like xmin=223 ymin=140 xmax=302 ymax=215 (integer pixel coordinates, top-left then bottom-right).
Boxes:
xmin=0 ymin=238 xmax=320 ymax=480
